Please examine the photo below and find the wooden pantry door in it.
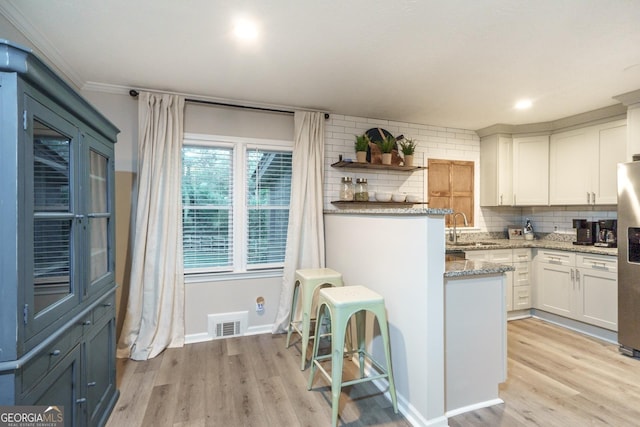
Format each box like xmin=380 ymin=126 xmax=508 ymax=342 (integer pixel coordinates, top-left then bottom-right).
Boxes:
xmin=428 ymin=158 xmax=474 ymax=227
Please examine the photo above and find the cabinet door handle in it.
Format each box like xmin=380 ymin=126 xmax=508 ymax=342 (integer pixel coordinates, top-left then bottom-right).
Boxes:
xmin=591 ymin=192 xmax=596 ymax=204
xmin=76 ymin=398 xmax=87 ymax=404
xmin=102 ymin=302 xmax=112 ymax=307
xmin=50 ymin=349 xmax=61 ymax=356
xmin=82 ymin=320 xmax=92 ymax=326
xmin=587 ymin=192 xmax=590 ymax=204
xmin=576 ymin=269 xmax=580 ymax=289
xmin=500 ymin=194 xmax=503 ymax=205
xmin=571 ymin=268 xmax=575 ymax=289
xmin=87 ymin=381 xmax=97 ymax=387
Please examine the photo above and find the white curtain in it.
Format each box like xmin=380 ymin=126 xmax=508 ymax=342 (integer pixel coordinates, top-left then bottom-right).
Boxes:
xmin=117 ymin=92 xmax=186 ymax=360
xmin=272 ymin=111 xmax=326 ymax=333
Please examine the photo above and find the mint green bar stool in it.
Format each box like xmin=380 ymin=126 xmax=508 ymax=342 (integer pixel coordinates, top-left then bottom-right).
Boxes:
xmin=307 ymin=285 xmax=398 ymax=427
xmin=286 ymin=268 xmax=344 ymax=370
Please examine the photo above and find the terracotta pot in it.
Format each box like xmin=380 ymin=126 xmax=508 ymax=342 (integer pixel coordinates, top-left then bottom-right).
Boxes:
xmin=404 ymin=154 xmax=414 ymax=167
xmin=356 ymin=151 xmax=367 ymax=163
xmin=381 ymin=153 xmax=392 ymax=165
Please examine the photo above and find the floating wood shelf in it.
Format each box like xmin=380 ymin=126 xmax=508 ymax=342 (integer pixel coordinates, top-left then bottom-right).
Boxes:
xmin=331 ymin=200 xmax=427 ymax=207
xmin=331 ymin=160 xmax=425 ymax=171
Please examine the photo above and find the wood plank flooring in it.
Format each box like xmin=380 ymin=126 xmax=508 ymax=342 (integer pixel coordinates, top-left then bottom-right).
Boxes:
xmin=106 ymin=331 xmax=408 ymax=427
xmin=449 ymin=318 xmax=640 ymax=427
xmin=107 ymin=318 xmax=640 ymax=427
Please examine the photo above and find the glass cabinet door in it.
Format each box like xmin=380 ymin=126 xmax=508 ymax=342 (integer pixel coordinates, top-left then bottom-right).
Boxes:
xmin=26 ymin=97 xmax=80 ymax=341
xmin=32 ymin=119 xmax=75 ymax=313
xmin=86 ymin=134 xmax=114 ymax=295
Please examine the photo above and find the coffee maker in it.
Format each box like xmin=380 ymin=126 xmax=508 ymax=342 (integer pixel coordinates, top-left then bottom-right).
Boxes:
xmin=595 ymin=219 xmax=617 ymax=248
xmin=573 ymin=219 xmax=596 ymax=245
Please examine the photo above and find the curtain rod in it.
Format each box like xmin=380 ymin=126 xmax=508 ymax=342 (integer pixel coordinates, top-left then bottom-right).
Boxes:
xmin=129 ymin=89 xmax=329 ymax=119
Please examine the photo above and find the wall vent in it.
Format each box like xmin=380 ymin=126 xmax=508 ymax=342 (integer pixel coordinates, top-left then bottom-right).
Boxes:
xmin=208 ymin=311 xmax=248 ymax=340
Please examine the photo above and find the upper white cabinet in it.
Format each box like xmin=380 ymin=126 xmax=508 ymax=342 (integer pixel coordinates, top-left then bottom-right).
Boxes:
xmin=513 ymin=135 xmax=549 ymax=206
xmin=596 ymin=120 xmax=627 ymax=203
xmin=549 ymin=120 xmax=626 ymax=205
xmin=480 ymin=134 xmax=513 ymax=206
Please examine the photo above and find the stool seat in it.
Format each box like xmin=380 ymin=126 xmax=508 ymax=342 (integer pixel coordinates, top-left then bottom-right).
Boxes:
xmin=308 ymin=285 xmax=398 ymax=427
xmin=286 ymin=268 xmax=344 ymax=370
xmin=320 ymin=285 xmax=384 ymax=307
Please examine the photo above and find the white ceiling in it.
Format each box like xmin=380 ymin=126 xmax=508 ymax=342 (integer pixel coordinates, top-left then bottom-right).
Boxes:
xmin=2 ymin=0 xmax=640 ymax=130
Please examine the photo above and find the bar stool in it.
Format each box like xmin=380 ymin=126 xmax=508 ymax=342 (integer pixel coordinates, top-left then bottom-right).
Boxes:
xmin=286 ymin=268 xmax=344 ymax=370
xmin=307 ymin=285 xmax=398 ymax=427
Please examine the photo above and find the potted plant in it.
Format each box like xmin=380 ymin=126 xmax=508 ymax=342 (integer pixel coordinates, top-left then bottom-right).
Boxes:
xmin=354 ymin=134 xmax=370 ymax=163
xmin=399 ymin=138 xmax=417 ymax=167
xmin=377 ymin=135 xmax=395 ymax=165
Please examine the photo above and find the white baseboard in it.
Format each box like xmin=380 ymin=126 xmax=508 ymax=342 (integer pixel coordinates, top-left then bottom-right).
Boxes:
xmin=245 ymin=324 xmax=274 ymax=336
xmin=184 ymin=323 xmax=274 ymax=345
xmin=184 ymin=332 xmax=210 ymax=345
xmin=445 ymin=398 xmax=504 ymax=418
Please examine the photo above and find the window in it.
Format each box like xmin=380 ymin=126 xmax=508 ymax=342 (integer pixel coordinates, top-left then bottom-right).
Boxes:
xmin=181 ymin=135 xmax=292 ymax=275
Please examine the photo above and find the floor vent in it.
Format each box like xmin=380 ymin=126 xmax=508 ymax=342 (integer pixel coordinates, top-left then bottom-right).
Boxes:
xmin=208 ymin=311 xmax=248 ymax=340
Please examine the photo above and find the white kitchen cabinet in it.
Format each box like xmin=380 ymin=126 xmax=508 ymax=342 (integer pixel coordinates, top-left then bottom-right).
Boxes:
xmin=464 ymin=248 xmax=532 ymax=312
xmin=512 ymin=248 xmax=532 ymax=310
xmin=595 ymin=120 xmax=627 ymax=204
xmin=549 ymin=120 xmax=626 ymax=205
xmin=575 ymin=254 xmax=617 ymax=330
xmin=513 ymin=135 xmax=549 ymax=205
xmin=480 ymin=134 xmax=513 ymax=206
xmin=534 ymin=250 xmax=617 ymax=331
xmin=549 ymin=128 xmax=596 ymax=204
xmin=534 ymin=251 xmax=575 ymax=317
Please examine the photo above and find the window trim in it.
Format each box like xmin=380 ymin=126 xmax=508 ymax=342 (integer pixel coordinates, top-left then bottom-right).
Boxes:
xmin=182 ymin=133 xmax=293 ymax=278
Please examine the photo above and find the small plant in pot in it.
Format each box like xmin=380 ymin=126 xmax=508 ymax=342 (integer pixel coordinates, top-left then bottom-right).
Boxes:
xmin=377 ymin=135 xmax=395 ymax=165
xmin=398 ymin=138 xmax=417 ymax=167
xmin=354 ymin=134 xmax=370 ymax=163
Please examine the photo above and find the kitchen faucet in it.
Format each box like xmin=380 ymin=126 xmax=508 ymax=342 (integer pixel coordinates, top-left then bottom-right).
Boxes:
xmin=450 ymin=212 xmax=468 ymax=244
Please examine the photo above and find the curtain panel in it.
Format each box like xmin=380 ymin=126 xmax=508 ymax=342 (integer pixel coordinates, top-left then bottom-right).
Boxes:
xmin=272 ymin=111 xmax=326 ymax=333
xmin=117 ymin=92 xmax=186 ymax=360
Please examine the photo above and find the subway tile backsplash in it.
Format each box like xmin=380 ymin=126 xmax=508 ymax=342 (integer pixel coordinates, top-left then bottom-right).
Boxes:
xmin=323 ymin=114 xmax=616 ymax=233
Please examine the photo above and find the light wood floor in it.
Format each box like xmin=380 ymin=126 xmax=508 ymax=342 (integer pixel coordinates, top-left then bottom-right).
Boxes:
xmin=105 ymin=331 xmax=408 ymax=427
xmin=107 ymin=318 xmax=640 ymax=427
xmin=449 ymin=318 xmax=640 ymax=427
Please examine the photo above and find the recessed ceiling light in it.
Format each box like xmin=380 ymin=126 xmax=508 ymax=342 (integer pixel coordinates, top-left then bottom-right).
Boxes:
xmin=514 ymin=99 xmax=533 ymax=110
xmin=233 ymin=18 xmax=258 ymax=41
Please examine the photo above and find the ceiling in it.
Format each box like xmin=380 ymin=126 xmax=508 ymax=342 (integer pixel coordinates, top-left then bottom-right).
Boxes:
xmin=2 ymin=0 xmax=640 ymax=130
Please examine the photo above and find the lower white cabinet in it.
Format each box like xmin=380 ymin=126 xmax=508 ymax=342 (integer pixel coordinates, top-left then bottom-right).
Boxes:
xmin=534 ymin=250 xmax=617 ymax=331
xmin=465 ymin=248 xmax=532 ymax=312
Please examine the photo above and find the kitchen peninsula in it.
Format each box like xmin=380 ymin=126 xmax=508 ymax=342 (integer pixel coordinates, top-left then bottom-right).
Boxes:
xmin=324 ymin=208 xmax=512 ymax=426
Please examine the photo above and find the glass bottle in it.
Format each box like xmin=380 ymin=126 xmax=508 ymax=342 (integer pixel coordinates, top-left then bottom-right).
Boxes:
xmin=339 ymin=176 xmax=354 ymax=201
xmin=354 ymin=178 xmax=369 ymax=201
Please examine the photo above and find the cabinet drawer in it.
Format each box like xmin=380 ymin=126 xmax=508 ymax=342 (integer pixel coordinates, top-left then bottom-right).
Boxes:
xmin=513 ymin=264 xmax=530 ymax=286
xmin=464 ymin=250 xmax=490 ymax=261
xmin=513 ymin=248 xmax=531 ymax=262
xmin=513 ymin=285 xmax=531 ymax=310
xmin=576 ymin=254 xmax=617 ymax=273
xmin=489 ymin=249 xmax=513 ymax=263
xmin=92 ymin=293 xmax=116 ymax=325
xmin=21 ymin=322 xmax=83 ymax=394
xmin=536 ymin=250 xmax=575 ymax=266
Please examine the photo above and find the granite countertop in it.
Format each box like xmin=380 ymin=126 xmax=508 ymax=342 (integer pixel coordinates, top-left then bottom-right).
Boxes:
xmin=444 ymin=259 xmax=515 ymax=278
xmin=446 ymin=238 xmax=617 ymax=256
xmin=444 ymin=234 xmax=617 ymax=277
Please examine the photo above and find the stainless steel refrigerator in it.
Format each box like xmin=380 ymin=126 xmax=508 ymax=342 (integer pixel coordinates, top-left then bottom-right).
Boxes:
xmin=618 ymin=160 xmax=640 ymax=356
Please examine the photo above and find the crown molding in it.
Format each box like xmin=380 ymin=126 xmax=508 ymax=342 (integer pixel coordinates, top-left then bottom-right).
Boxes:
xmin=614 ymin=89 xmax=640 ymax=107
xmin=0 ymin=2 xmax=85 ymax=90
xmin=476 ymin=103 xmax=627 ymax=138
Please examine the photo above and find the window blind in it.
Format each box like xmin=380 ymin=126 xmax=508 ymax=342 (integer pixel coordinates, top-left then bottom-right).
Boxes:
xmin=246 ymin=149 xmax=292 ymax=268
xmin=182 ymin=146 xmax=233 ymax=270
